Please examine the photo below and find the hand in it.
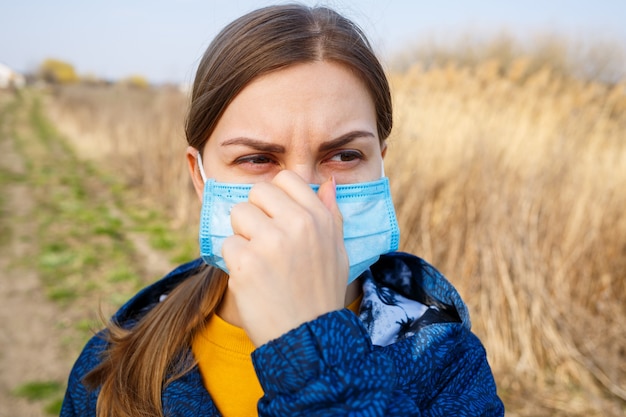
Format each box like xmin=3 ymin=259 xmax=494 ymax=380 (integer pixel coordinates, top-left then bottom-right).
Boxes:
xmin=221 ymin=171 xmax=349 ymax=346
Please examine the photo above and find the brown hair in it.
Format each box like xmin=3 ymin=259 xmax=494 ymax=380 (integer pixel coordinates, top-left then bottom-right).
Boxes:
xmin=85 ymin=4 xmax=392 ymax=416
xmin=186 ymin=4 xmax=392 ymax=152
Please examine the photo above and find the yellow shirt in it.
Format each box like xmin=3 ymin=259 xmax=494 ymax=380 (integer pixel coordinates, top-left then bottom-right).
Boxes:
xmin=192 ymin=296 xmax=363 ymax=417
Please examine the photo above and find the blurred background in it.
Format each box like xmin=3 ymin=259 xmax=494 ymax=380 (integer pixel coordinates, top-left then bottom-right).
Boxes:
xmin=1 ymin=1 xmax=625 ymax=416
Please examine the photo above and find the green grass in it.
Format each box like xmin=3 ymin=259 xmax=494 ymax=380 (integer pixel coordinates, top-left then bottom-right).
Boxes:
xmin=125 ymin=204 xmax=198 ymax=264
xmin=2 ymin=90 xmax=199 ymax=416
xmin=5 ymin=90 xmax=199 ymax=310
xmin=0 ymin=180 xmax=11 ymax=248
xmin=170 ymin=237 xmax=198 ymax=264
xmin=0 ymin=95 xmax=20 ymax=247
xmin=13 ymin=380 xmax=64 ymax=415
xmin=44 ymin=398 xmax=64 ymax=415
xmin=8 ymin=94 xmax=145 ymax=307
xmin=13 ymin=381 xmax=63 ymax=401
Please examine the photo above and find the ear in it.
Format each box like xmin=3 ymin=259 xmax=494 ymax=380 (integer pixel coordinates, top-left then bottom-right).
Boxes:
xmin=186 ymin=146 xmax=204 ymax=202
xmin=381 ymin=140 xmax=388 ymax=159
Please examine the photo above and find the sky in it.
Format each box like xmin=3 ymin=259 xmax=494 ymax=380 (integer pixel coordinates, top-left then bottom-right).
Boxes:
xmin=1 ymin=0 xmax=625 ymax=84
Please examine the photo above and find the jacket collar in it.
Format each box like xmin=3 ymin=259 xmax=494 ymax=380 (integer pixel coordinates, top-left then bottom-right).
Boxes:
xmin=360 ymin=252 xmax=467 ymax=346
xmin=113 ymin=252 xmax=468 ymax=341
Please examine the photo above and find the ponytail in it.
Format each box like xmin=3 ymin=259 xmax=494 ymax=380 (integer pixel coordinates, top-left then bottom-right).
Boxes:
xmin=84 ymin=266 xmax=228 ymax=417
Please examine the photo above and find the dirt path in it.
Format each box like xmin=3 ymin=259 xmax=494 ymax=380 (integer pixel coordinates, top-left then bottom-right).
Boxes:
xmin=0 ymin=91 xmax=178 ymax=416
xmin=0 ymin=94 xmax=70 ymax=417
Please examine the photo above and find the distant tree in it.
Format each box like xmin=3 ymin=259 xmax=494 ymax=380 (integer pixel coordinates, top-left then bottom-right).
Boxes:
xmin=119 ymin=74 xmax=150 ymax=89
xmin=39 ymin=58 xmax=79 ymax=84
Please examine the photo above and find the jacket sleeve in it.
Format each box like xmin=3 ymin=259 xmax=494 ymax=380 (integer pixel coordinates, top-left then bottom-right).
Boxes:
xmin=251 ymin=309 xmax=504 ymax=417
xmin=252 ymin=309 xmax=422 ymax=416
xmin=422 ymin=330 xmax=504 ymax=416
xmin=59 ymin=334 xmax=105 ymax=417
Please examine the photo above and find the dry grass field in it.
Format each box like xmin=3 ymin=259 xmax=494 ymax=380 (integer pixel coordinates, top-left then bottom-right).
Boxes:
xmin=44 ymin=40 xmax=626 ymax=416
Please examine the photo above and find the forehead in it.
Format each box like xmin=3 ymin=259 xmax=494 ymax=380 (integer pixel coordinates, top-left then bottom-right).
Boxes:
xmin=241 ymin=60 xmax=369 ymax=99
xmin=212 ymin=61 xmax=377 ymax=142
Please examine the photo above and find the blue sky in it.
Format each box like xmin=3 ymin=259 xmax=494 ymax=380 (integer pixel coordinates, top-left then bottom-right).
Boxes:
xmin=1 ymin=0 xmax=624 ymax=84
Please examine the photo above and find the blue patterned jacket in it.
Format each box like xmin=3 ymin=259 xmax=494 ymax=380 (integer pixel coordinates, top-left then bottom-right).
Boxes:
xmin=61 ymin=252 xmax=504 ymax=416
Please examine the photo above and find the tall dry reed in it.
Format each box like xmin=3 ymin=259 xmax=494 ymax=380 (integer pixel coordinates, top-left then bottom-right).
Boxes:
xmin=388 ymin=60 xmax=625 ymax=415
xmin=46 ymin=85 xmax=196 ymax=229
xmin=46 ymin=42 xmax=626 ymax=416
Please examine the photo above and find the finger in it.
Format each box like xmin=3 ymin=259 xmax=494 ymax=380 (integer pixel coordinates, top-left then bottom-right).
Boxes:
xmin=230 ymin=202 xmax=274 ymax=240
xmin=317 ymin=176 xmax=338 ymax=215
xmin=247 ymin=174 xmax=319 ymax=219
xmin=318 ymin=175 xmax=344 ymax=235
xmin=269 ymin=170 xmax=327 ymax=213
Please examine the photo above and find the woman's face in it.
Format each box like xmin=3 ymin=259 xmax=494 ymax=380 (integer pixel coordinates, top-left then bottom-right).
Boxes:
xmin=188 ymin=60 xmax=385 ymax=195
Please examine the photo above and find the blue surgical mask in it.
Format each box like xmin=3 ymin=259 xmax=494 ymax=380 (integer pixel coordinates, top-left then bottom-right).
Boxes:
xmin=196 ymin=154 xmax=400 ymax=284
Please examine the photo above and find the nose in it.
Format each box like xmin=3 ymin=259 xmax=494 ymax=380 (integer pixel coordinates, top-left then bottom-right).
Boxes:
xmin=282 ymin=163 xmax=325 ymax=185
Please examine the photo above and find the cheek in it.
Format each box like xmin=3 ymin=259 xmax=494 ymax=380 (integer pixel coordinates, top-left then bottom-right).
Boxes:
xmin=332 ymin=159 xmax=384 ymax=185
xmin=199 ymin=148 xmax=227 ymax=181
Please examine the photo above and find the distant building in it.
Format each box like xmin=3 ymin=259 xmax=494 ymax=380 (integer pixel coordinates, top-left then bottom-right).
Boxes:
xmin=0 ymin=63 xmax=26 ymax=89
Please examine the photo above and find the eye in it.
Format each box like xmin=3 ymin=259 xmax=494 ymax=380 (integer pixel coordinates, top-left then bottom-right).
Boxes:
xmin=327 ymin=150 xmax=363 ymax=162
xmin=234 ymin=154 xmax=277 ymax=165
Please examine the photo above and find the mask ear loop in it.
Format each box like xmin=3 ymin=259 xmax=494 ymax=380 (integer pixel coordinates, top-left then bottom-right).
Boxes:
xmin=381 ymin=160 xmax=386 ymax=178
xmin=196 ymin=152 xmax=208 ymax=184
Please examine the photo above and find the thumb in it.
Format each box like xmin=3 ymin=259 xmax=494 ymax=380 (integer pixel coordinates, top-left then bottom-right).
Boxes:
xmin=317 ymin=176 xmax=343 ymax=229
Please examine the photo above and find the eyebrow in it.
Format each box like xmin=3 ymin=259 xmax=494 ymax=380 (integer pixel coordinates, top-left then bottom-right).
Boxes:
xmin=220 ymin=130 xmax=376 ymax=153
xmin=318 ymin=130 xmax=376 ymax=153
xmin=221 ymin=137 xmax=285 ymax=153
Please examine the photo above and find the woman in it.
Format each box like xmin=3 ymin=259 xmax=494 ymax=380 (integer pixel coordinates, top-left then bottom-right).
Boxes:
xmin=61 ymin=4 xmax=504 ymax=417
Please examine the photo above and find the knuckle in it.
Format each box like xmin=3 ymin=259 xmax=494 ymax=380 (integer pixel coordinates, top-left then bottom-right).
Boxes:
xmin=291 ymin=209 xmax=316 ymax=233
xmin=268 ymin=229 xmax=288 ymax=251
xmin=273 ymin=169 xmax=291 ymax=181
xmin=236 ymin=247 xmax=256 ymax=268
xmin=272 ymin=169 xmax=298 ymax=187
xmin=248 ymin=182 xmax=267 ymax=203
